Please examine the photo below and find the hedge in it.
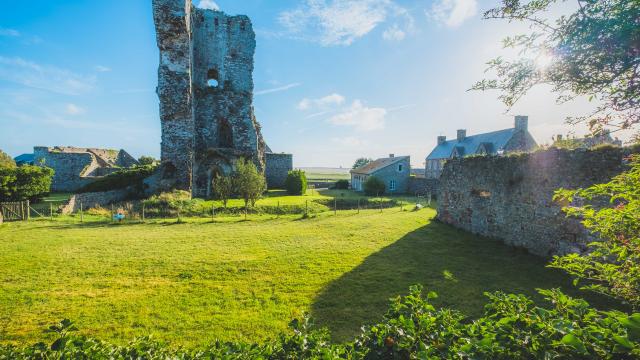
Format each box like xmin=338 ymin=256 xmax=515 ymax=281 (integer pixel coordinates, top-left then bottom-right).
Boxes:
xmin=78 ymin=165 xmax=157 ymax=195
xmin=0 ymin=165 xmax=53 ymax=202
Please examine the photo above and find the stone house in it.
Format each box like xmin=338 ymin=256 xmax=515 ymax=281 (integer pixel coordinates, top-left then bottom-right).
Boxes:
xmin=425 ymin=115 xmax=538 ymax=179
xmin=34 ymin=146 xmax=139 ymax=192
xmin=351 ymin=155 xmax=411 ymax=194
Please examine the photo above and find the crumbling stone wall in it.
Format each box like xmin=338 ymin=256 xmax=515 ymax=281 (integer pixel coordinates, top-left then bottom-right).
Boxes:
xmin=437 ymin=147 xmax=635 ymax=256
xmin=407 ymin=177 xmax=439 ymax=198
xmin=60 ymin=189 xmax=130 ymax=214
xmin=265 ymin=153 xmax=293 ymax=188
xmin=153 ymin=0 xmax=267 ymax=198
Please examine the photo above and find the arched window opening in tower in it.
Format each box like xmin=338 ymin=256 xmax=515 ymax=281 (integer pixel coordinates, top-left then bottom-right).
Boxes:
xmin=207 ymin=69 xmax=219 ymax=88
xmin=218 ymin=118 xmax=234 ymax=148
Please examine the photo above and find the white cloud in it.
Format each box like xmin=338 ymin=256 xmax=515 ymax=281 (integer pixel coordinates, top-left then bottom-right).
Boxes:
xmin=65 ymin=103 xmax=85 ymax=115
xmin=382 ymin=24 xmax=406 ymax=41
xmin=298 ymin=93 xmax=345 ymax=110
xmin=95 ymin=65 xmax=111 ymax=72
xmin=197 ymin=0 xmax=220 ymax=10
xmin=279 ymin=0 xmax=407 ymax=46
xmin=0 ymin=28 xmax=20 ymax=37
xmin=429 ymin=0 xmax=478 ymax=28
xmin=328 ymin=100 xmax=386 ymax=131
xmin=0 ymin=57 xmax=95 ymax=95
xmin=255 ymin=82 xmax=301 ymax=96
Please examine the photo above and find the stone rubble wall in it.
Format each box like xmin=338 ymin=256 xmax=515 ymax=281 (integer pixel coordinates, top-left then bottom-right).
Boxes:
xmin=437 ymin=147 xmax=636 ymax=257
xmin=265 ymin=153 xmax=293 ymax=188
xmin=60 ymin=189 xmax=130 ymax=214
xmin=407 ymin=177 xmax=439 ymax=198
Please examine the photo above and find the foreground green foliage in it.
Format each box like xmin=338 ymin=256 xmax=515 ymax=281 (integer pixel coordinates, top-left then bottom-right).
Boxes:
xmin=233 ymin=158 xmax=266 ymax=207
xmin=0 ymin=149 xmax=16 ymax=169
xmin=78 ymin=165 xmax=157 ymax=195
xmin=352 ymin=157 xmax=373 ymax=170
xmin=285 ymin=169 xmax=308 ymax=195
xmin=0 ymin=165 xmax=53 ymax=202
xmin=364 ymin=176 xmax=385 ymax=196
xmin=552 ymin=156 xmax=640 ymax=309
xmin=1 ymin=286 xmax=637 ymax=359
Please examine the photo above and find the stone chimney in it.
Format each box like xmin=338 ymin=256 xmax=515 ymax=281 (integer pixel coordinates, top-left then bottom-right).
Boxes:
xmin=389 ymin=154 xmax=395 ymax=158
xmin=437 ymin=136 xmax=446 ymax=145
xmin=515 ymin=115 xmax=528 ymax=131
xmin=457 ymin=129 xmax=467 ymax=142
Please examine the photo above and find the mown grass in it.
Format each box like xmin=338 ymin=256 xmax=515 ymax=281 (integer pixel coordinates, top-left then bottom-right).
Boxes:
xmin=0 ymin=207 xmax=619 ymax=347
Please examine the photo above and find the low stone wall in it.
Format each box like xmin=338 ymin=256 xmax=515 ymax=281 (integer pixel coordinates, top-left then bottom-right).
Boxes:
xmin=437 ymin=147 xmax=635 ymax=257
xmin=407 ymin=177 xmax=439 ymax=197
xmin=60 ymin=189 xmax=130 ymax=214
xmin=266 ymin=153 xmax=293 ymax=189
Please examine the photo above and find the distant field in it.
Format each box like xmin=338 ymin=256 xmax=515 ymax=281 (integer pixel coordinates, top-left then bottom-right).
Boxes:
xmin=299 ymin=167 xmax=350 ymax=182
xmin=0 ymin=206 xmax=619 ymax=347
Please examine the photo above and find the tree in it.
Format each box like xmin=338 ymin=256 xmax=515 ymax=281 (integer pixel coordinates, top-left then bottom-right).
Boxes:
xmin=0 ymin=149 xmax=16 ymax=169
xmin=472 ymin=0 xmax=640 ymax=140
xmin=285 ymin=170 xmax=307 ymax=195
xmin=551 ymin=156 xmax=640 ymax=309
xmin=352 ymin=157 xmax=373 ymax=170
xmin=233 ymin=158 xmax=266 ymax=209
xmin=138 ymin=156 xmax=157 ymax=166
xmin=212 ymin=174 xmax=233 ymax=207
xmin=363 ymin=176 xmax=385 ymax=196
xmin=0 ymin=165 xmax=54 ymax=202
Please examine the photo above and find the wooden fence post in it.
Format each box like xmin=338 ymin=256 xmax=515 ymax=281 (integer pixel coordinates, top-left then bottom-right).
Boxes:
xmin=20 ymin=201 xmax=24 ymax=221
xmin=142 ymin=203 xmax=146 ymax=221
xmin=357 ymin=198 xmax=360 ymax=214
xmin=26 ymin=200 xmax=30 ymax=221
xmin=305 ymin=200 xmax=308 ymax=216
xmin=80 ymin=202 xmax=83 ymax=223
xmin=50 ymin=203 xmax=53 ymax=221
xmin=277 ymin=201 xmax=280 ymax=218
xmin=334 ymin=199 xmax=337 ymax=216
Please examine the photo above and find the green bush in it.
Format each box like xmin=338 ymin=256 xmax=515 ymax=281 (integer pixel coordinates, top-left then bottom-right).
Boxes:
xmin=0 ymin=149 xmax=16 ymax=169
xmin=78 ymin=165 xmax=157 ymax=195
xmin=0 ymin=165 xmax=53 ymax=202
xmin=334 ymin=179 xmax=349 ymax=189
xmin=2 ymin=286 xmax=638 ymax=359
xmin=363 ymin=176 xmax=385 ymax=196
xmin=285 ymin=170 xmax=307 ymax=195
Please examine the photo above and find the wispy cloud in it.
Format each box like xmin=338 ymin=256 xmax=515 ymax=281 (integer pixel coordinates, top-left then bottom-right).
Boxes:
xmin=0 ymin=57 xmax=95 ymax=95
xmin=255 ymin=82 xmax=301 ymax=96
xmin=328 ymin=100 xmax=386 ymax=131
xmin=0 ymin=28 xmax=20 ymax=37
xmin=428 ymin=0 xmax=478 ymax=28
xmin=197 ymin=0 xmax=220 ymax=10
xmin=65 ymin=103 xmax=85 ymax=115
xmin=298 ymin=93 xmax=345 ymax=110
xmin=95 ymin=65 xmax=111 ymax=73
xmin=382 ymin=24 xmax=406 ymax=41
xmin=279 ymin=0 xmax=409 ymax=46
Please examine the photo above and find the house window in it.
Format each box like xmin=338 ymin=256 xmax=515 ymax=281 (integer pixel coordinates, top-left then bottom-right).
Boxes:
xmin=389 ymin=180 xmax=397 ymax=191
xmin=398 ymin=164 xmax=403 ymax=172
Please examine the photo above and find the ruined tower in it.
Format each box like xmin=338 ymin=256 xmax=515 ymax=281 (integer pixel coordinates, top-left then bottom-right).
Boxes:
xmin=153 ymin=0 xmax=266 ymax=197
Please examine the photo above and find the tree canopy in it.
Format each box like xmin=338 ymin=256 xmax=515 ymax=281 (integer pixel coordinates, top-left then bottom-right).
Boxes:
xmin=0 ymin=149 xmax=16 ymax=169
xmin=472 ymin=0 xmax=640 ymax=140
xmin=352 ymin=158 xmax=373 ymax=170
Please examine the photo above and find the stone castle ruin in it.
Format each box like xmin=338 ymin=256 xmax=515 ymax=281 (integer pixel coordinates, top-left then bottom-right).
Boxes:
xmin=153 ymin=0 xmax=291 ymax=197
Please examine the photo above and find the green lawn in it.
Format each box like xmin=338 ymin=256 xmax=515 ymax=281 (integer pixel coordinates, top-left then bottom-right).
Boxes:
xmin=0 ymin=208 xmax=618 ymax=347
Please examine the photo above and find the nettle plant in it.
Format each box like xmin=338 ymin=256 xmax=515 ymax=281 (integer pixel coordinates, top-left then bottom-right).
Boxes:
xmin=552 ymin=155 xmax=640 ymax=309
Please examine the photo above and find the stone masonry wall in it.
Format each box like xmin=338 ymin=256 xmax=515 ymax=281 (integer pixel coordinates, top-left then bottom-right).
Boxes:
xmin=437 ymin=147 xmax=635 ymax=256
xmin=60 ymin=189 xmax=130 ymax=214
xmin=265 ymin=153 xmax=293 ymax=188
xmin=407 ymin=177 xmax=439 ymax=198
xmin=34 ymin=147 xmax=95 ymax=192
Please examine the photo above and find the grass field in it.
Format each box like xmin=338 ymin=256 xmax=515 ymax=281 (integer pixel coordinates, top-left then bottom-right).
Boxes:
xmin=300 ymin=167 xmax=351 ymax=182
xmin=0 ymin=207 xmax=618 ymax=347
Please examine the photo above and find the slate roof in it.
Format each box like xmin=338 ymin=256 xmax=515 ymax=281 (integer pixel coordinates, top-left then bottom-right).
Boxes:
xmin=427 ymin=128 xmax=515 ymax=160
xmin=14 ymin=153 xmax=34 ymax=164
xmin=351 ymin=156 xmax=409 ymax=175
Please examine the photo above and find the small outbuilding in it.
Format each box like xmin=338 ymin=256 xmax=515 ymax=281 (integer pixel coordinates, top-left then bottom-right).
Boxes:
xmin=350 ymin=154 xmax=411 ymax=194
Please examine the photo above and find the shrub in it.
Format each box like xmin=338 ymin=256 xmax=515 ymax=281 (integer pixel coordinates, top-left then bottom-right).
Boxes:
xmin=285 ymin=170 xmax=307 ymax=195
xmin=363 ymin=176 xmax=385 ymax=196
xmin=233 ymin=158 xmax=266 ymax=208
xmin=212 ymin=174 xmax=233 ymax=207
xmin=0 ymin=149 xmax=16 ymax=169
xmin=334 ymin=179 xmax=349 ymax=189
xmin=137 ymin=156 xmax=157 ymax=166
xmin=2 ymin=286 xmax=638 ymax=359
xmin=78 ymin=165 xmax=157 ymax=195
xmin=0 ymin=165 xmax=53 ymax=202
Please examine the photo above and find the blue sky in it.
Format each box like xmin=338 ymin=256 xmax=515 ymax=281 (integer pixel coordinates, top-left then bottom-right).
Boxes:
xmin=0 ymin=0 xmax=606 ymax=167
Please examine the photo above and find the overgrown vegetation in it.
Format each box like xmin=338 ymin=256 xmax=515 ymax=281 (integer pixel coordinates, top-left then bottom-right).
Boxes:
xmin=363 ymin=176 xmax=385 ymax=196
xmin=234 ymin=158 xmax=266 ymax=208
xmin=0 ymin=149 xmax=16 ymax=168
xmin=1 ymin=286 xmax=637 ymax=359
xmin=212 ymin=173 xmax=233 ymax=207
xmin=552 ymin=155 xmax=640 ymax=309
xmin=473 ymin=0 xmax=640 ymax=140
xmin=333 ymin=179 xmax=349 ymax=190
xmin=77 ymin=164 xmax=157 ymax=195
xmin=137 ymin=155 xmax=157 ymax=166
xmin=285 ymin=169 xmax=307 ymax=195
xmin=0 ymin=165 xmax=53 ymax=202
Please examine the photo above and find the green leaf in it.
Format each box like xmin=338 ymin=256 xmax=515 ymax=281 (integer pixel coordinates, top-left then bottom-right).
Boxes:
xmin=613 ymin=335 xmax=634 ymax=350
xmin=561 ymin=334 xmax=588 ymax=354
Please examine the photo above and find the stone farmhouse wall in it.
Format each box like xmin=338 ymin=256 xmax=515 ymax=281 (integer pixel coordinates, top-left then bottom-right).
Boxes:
xmin=407 ymin=177 xmax=439 ymax=197
xmin=265 ymin=153 xmax=292 ymax=188
xmin=34 ymin=147 xmax=95 ymax=192
xmin=437 ymin=147 xmax=635 ymax=256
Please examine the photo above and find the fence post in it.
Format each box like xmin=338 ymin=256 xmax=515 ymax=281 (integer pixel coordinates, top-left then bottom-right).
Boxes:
xmin=211 ymin=204 xmax=215 ymax=221
xmin=142 ymin=203 xmax=146 ymax=221
xmin=80 ymin=202 xmax=83 ymax=223
xmin=20 ymin=201 xmax=24 ymax=221
xmin=50 ymin=203 xmax=53 ymax=221
xmin=111 ymin=204 xmax=114 ymax=223
xmin=334 ymin=199 xmax=337 ymax=216
xmin=26 ymin=200 xmax=30 ymax=221
xmin=357 ymin=198 xmax=360 ymax=214
xmin=380 ymin=199 xmax=383 ymax=213
xmin=305 ymin=200 xmax=308 ymax=216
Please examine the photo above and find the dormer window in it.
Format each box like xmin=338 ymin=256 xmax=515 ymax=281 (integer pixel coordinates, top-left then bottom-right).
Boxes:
xmin=207 ymin=69 xmax=220 ymax=88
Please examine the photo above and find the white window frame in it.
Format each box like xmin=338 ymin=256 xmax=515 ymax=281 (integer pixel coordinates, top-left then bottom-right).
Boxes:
xmin=389 ymin=180 xmax=397 ymax=191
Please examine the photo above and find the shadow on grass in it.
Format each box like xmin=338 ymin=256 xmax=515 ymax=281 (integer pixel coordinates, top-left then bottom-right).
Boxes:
xmin=311 ymin=220 xmax=625 ymax=342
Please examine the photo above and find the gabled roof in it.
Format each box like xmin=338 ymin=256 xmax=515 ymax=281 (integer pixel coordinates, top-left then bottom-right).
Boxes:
xmin=351 ymin=156 xmax=409 ymax=175
xmin=427 ymin=128 xmax=515 ymax=160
